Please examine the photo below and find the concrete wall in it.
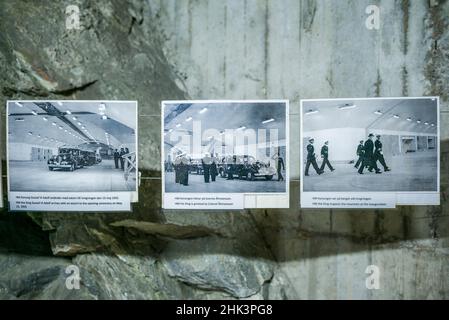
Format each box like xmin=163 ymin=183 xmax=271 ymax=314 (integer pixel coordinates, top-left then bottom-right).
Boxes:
xmin=149 ymin=0 xmax=449 ymax=299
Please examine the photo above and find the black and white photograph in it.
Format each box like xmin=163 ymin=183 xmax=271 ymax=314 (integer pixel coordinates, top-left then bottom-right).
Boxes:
xmin=300 ymin=97 xmax=440 ymax=208
xmin=162 ymin=100 xmax=289 ymax=209
xmin=7 ymin=100 xmax=138 ymax=211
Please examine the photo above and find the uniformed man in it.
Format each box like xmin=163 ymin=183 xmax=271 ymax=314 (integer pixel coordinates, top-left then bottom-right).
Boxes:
xmin=113 ymin=149 xmax=120 ymax=169
xmin=375 ymin=135 xmax=391 ymax=172
xmin=305 ymin=138 xmax=323 ymax=176
xmin=180 ymin=155 xmax=189 ymax=186
xmin=354 ymin=140 xmax=364 ymax=169
xmin=202 ymin=153 xmax=211 ymax=183
xmin=320 ymin=141 xmax=335 ymax=172
xmin=272 ymin=152 xmax=285 ymax=181
xmin=358 ymin=134 xmax=381 ymax=174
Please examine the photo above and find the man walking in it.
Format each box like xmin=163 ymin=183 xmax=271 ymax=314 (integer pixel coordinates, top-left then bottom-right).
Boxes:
xmin=354 ymin=140 xmax=364 ymax=169
xmin=374 ymin=135 xmax=391 ymax=172
xmin=305 ymin=138 xmax=323 ymax=176
xmin=202 ymin=153 xmax=211 ymax=183
xmin=358 ymin=134 xmax=381 ymax=174
xmin=320 ymin=141 xmax=335 ymax=172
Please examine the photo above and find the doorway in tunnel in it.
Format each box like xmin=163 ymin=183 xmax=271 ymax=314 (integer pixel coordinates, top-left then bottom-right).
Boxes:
xmin=400 ymin=136 xmax=417 ymax=154
xmin=428 ymin=137 xmax=436 ymax=150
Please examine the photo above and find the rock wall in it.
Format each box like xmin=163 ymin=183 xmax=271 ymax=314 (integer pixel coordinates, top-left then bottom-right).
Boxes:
xmin=0 ymin=0 xmax=448 ymax=299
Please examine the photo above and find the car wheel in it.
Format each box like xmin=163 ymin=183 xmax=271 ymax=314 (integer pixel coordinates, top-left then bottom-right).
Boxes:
xmin=49 ymin=167 xmax=53 ymax=171
xmin=265 ymin=175 xmax=273 ymax=181
xmin=247 ymin=172 xmax=254 ymax=181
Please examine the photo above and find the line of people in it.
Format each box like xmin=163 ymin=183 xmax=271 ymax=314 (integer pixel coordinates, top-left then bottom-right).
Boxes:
xmin=113 ymin=147 xmax=129 ymax=170
xmin=305 ymin=134 xmax=390 ymax=176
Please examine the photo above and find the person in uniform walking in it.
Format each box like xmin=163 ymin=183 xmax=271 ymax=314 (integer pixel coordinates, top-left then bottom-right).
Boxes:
xmin=202 ymin=153 xmax=211 ymax=183
xmin=354 ymin=140 xmax=364 ymax=169
xmin=227 ymin=155 xmax=237 ymax=180
xmin=374 ymin=135 xmax=391 ymax=172
xmin=320 ymin=141 xmax=335 ymax=172
xmin=305 ymin=138 xmax=323 ymax=176
xmin=358 ymin=134 xmax=381 ymax=174
xmin=113 ymin=149 xmax=120 ymax=169
xmin=180 ymin=155 xmax=189 ymax=186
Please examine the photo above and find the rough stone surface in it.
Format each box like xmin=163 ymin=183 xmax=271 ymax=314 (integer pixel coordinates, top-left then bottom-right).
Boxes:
xmin=0 ymin=0 xmax=448 ymax=300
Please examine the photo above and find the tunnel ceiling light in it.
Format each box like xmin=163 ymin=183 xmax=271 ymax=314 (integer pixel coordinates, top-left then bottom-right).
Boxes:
xmin=28 ymin=132 xmax=33 ymax=136
xmin=77 ymin=122 xmax=82 ymax=126
xmin=416 ymin=120 xmax=421 ymax=124
xmin=102 ymin=115 xmax=108 ymax=120
xmin=58 ymin=126 xmax=63 ymax=130
xmin=338 ymin=104 xmax=356 ymax=110
xmin=31 ymin=110 xmax=38 ymax=116
xmin=374 ymin=110 xmax=383 ymax=115
xmin=66 ymin=110 xmax=72 ymax=114
xmin=52 ymin=122 xmax=57 ymax=126
xmin=64 ymin=129 xmax=68 ymax=132
xmin=305 ymin=109 xmax=319 ymax=115
xmin=15 ymin=118 xmax=25 ymax=122
xmin=199 ymin=107 xmax=208 ymax=114
xmin=393 ymin=114 xmax=400 ymax=119
xmin=42 ymin=116 xmax=48 ymax=121
xmin=425 ymin=122 xmax=429 ymax=125
xmin=431 ymin=123 xmax=435 ymax=126
xmin=262 ymin=118 xmax=275 ymax=124
xmin=57 ymin=101 xmax=63 ymax=106
xmin=37 ymin=134 xmax=41 ymax=138
xmin=185 ymin=116 xmax=193 ymax=122
xmin=406 ymin=117 xmax=412 ymax=122
xmin=168 ymin=129 xmax=173 ymax=133
xmin=237 ymin=126 xmax=246 ymax=131
xmin=15 ymin=102 xmax=23 ymax=108
xmin=72 ymin=116 xmax=77 ymax=121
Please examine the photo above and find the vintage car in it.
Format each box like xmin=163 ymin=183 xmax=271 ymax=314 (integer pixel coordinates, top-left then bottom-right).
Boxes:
xmin=48 ymin=148 xmax=83 ymax=171
xmin=218 ymin=155 xmax=276 ymax=181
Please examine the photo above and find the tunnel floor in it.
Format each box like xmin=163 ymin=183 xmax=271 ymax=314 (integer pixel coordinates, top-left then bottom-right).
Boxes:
xmin=165 ymin=172 xmax=287 ymax=193
xmin=303 ymin=151 xmax=438 ymax=192
xmin=9 ymin=159 xmax=134 ymax=192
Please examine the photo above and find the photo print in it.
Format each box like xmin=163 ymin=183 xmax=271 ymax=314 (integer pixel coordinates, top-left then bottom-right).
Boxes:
xmin=162 ymin=100 xmax=289 ymax=209
xmin=300 ymin=97 xmax=440 ymax=209
xmin=7 ymin=100 xmax=138 ymax=212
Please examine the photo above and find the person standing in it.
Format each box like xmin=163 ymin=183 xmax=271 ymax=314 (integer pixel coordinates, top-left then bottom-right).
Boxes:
xmin=210 ymin=155 xmax=218 ymax=182
xmin=305 ymin=138 xmax=323 ymax=176
xmin=174 ymin=155 xmax=181 ymax=184
xmin=320 ymin=141 xmax=335 ymax=172
xmin=113 ymin=149 xmax=119 ymax=169
xmin=202 ymin=153 xmax=211 ymax=183
xmin=227 ymin=156 xmax=237 ymax=180
xmin=180 ymin=155 xmax=189 ymax=186
xmin=119 ymin=148 xmax=125 ymax=170
xmin=374 ymin=135 xmax=391 ymax=172
xmin=354 ymin=140 xmax=364 ymax=169
xmin=358 ymin=134 xmax=381 ymax=174
xmin=272 ymin=152 xmax=285 ymax=181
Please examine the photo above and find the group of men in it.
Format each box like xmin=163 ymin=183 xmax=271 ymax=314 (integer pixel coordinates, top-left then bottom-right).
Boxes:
xmin=305 ymin=134 xmax=390 ymax=176
xmin=173 ymin=155 xmax=190 ymax=186
xmin=113 ymin=148 xmax=129 ymax=170
xmin=201 ymin=153 xmax=219 ymax=183
xmin=355 ymin=134 xmax=390 ymax=174
xmin=305 ymin=140 xmax=334 ymax=176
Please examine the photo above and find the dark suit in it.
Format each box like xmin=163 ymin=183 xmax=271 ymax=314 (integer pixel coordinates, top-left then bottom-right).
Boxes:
xmin=305 ymin=144 xmax=321 ymax=175
xmin=113 ymin=151 xmax=120 ymax=169
xmin=358 ymin=139 xmax=379 ymax=174
xmin=210 ymin=161 xmax=218 ymax=182
xmin=355 ymin=144 xmax=364 ymax=168
xmin=202 ymin=158 xmax=211 ymax=183
xmin=119 ymin=150 xmax=125 ymax=170
xmin=375 ymin=140 xmax=389 ymax=170
xmin=320 ymin=145 xmax=334 ymax=171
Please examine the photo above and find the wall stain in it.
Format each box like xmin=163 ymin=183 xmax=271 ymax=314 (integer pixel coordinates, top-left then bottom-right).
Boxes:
xmin=401 ymin=0 xmax=410 ymax=55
